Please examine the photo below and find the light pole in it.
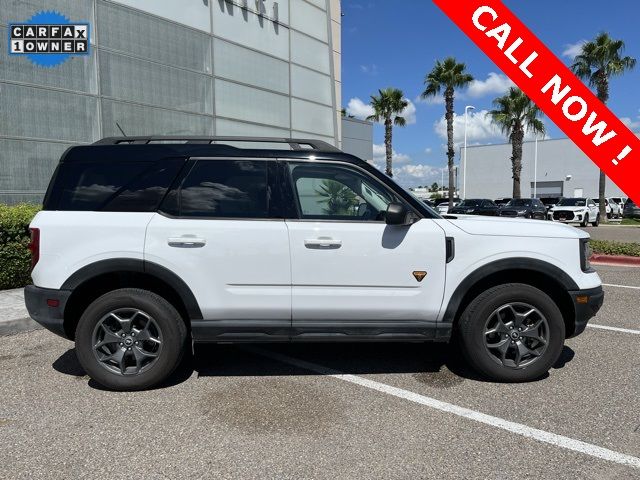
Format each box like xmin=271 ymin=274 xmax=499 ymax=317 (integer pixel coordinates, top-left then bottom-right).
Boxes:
xmin=533 ymin=135 xmax=539 ymax=198
xmin=463 ymin=105 xmax=475 ymax=199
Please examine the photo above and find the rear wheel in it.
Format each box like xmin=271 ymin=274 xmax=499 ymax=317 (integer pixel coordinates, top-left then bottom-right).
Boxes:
xmin=75 ymin=288 xmax=187 ymax=391
xmin=457 ymin=283 xmax=565 ymax=382
xmin=591 ymin=214 xmax=600 ymax=227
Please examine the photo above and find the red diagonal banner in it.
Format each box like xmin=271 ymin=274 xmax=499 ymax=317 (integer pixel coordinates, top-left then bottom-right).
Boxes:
xmin=433 ymin=0 xmax=639 ymax=204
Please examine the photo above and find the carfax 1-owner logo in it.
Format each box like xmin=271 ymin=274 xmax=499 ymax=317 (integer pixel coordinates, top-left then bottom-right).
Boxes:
xmin=8 ymin=11 xmax=90 ymax=67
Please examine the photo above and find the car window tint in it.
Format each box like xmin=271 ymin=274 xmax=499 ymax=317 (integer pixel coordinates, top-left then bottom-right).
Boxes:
xmin=179 ymin=160 xmax=269 ymax=218
xmin=58 ymin=161 xmax=154 ymax=211
xmin=288 ymin=163 xmax=397 ymax=221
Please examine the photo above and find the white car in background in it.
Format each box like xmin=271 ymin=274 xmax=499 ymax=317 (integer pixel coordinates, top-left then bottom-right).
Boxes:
xmin=603 ymin=198 xmax=622 ymax=219
xmin=435 ymin=199 xmax=460 ymax=214
xmin=549 ymin=198 xmax=600 ymax=227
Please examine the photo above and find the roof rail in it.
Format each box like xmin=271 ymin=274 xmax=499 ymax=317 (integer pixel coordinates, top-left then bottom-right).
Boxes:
xmin=93 ymin=136 xmax=342 ymax=152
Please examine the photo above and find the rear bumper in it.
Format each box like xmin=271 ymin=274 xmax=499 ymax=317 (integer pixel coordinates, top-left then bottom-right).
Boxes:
xmin=567 ymin=286 xmax=604 ymax=338
xmin=24 ymin=285 xmax=72 ymax=339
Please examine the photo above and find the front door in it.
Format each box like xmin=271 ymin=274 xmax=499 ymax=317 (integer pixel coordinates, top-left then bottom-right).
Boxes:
xmin=284 ymin=161 xmax=447 ymax=338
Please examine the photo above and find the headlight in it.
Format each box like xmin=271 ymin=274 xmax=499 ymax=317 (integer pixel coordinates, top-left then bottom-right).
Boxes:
xmin=580 ymin=238 xmax=592 ymax=272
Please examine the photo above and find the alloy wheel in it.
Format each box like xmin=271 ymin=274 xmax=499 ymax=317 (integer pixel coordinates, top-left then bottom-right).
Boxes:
xmin=92 ymin=308 xmax=163 ymax=375
xmin=483 ymin=302 xmax=549 ymax=369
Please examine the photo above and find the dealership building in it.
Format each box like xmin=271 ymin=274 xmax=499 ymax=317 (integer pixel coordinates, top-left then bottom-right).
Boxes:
xmin=0 ymin=0 xmax=372 ymax=205
xmin=462 ymin=136 xmax=632 ymax=200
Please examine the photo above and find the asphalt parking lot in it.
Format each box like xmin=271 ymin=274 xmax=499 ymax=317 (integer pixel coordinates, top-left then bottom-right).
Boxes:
xmin=1 ymin=264 xmax=639 ymax=479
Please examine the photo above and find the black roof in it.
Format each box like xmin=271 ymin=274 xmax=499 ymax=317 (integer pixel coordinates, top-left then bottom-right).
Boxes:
xmin=61 ymin=136 xmax=367 ymax=166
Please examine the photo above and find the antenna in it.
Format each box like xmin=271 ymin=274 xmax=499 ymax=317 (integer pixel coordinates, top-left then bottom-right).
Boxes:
xmin=115 ymin=122 xmax=127 ymax=137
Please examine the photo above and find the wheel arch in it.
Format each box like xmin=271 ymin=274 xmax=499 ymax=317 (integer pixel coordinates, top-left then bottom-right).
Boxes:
xmin=443 ymin=258 xmax=578 ymax=338
xmin=61 ymin=259 xmax=202 ymax=339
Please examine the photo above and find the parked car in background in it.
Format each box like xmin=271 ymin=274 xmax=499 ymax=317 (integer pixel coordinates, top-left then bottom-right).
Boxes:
xmin=594 ymin=198 xmax=621 ymax=219
xmin=549 ymin=198 xmax=600 ymax=227
xmin=609 ymin=197 xmax=627 ymax=208
xmin=499 ymin=198 xmax=547 ymax=220
xmin=494 ymin=198 xmax=513 ymax=208
xmin=540 ymin=197 xmax=562 ymax=212
xmin=623 ymin=199 xmax=640 ymax=219
xmin=435 ymin=198 xmax=460 ymax=214
xmin=449 ymin=199 xmax=500 ymax=216
xmin=422 ymin=199 xmax=435 ymax=208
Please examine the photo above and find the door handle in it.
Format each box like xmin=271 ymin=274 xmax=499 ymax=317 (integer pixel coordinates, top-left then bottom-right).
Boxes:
xmin=304 ymin=238 xmax=342 ymax=249
xmin=168 ymin=237 xmax=206 ymax=248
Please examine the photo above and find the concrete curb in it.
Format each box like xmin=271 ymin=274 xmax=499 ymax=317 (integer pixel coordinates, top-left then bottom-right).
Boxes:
xmin=0 ymin=317 xmax=42 ymax=336
xmin=590 ymin=254 xmax=640 ymax=267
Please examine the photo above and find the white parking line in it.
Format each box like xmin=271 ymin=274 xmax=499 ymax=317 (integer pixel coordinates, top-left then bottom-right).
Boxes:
xmin=603 ymin=283 xmax=640 ymax=290
xmin=587 ymin=324 xmax=640 ymax=335
xmin=251 ymin=347 xmax=640 ymax=470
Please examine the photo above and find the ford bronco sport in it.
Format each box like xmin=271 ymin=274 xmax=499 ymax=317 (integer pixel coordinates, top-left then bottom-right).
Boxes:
xmin=25 ymin=136 xmax=604 ymax=390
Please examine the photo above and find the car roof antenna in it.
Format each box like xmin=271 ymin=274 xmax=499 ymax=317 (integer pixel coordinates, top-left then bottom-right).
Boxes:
xmin=115 ymin=122 xmax=127 ymax=137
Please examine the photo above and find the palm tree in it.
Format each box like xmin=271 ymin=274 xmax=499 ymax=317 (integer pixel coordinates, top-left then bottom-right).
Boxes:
xmin=489 ymin=87 xmax=545 ymax=199
xmin=571 ymin=32 xmax=636 ymax=221
xmin=422 ymin=57 xmax=474 ymax=207
xmin=316 ymin=180 xmax=358 ymax=216
xmin=367 ymin=88 xmax=408 ymax=178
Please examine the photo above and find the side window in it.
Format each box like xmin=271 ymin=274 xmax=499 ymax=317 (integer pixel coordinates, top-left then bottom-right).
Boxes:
xmin=287 ymin=163 xmax=399 ymax=221
xmin=177 ymin=160 xmax=269 ymax=218
xmin=58 ymin=161 xmax=153 ymax=211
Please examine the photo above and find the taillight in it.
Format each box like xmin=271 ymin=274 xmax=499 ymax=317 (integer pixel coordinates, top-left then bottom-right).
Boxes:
xmin=28 ymin=228 xmax=40 ymax=271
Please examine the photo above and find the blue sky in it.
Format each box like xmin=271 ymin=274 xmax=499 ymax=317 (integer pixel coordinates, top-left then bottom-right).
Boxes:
xmin=341 ymin=0 xmax=640 ymax=187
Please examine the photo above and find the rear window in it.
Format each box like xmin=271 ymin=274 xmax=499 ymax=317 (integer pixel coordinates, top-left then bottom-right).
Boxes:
xmin=165 ymin=160 xmax=269 ymax=218
xmin=48 ymin=159 xmax=184 ymax=211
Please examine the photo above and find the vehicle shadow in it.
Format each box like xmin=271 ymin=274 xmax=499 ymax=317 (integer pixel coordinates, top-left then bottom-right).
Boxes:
xmin=51 ymin=343 xmax=576 ymax=391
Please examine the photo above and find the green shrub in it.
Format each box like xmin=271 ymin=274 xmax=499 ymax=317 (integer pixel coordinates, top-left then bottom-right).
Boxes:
xmin=590 ymin=239 xmax=640 ymax=257
xmin=0 ymin=204 xmax=41 ymax=290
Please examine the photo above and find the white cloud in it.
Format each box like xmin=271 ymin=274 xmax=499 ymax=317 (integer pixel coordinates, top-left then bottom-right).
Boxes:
xmin=415 ymin=94 xmax=445 ymax=106
xmin=434 ymin=109 xmax=545 ymax=146
xmin=465 ymin=73 xmax=515 ymax=98
xmin=434 ymin=109 xmax=502 ymax=145
xmin=562 ymin=40 xmax=586 ymax=59
xmin=621 ymin=116 xmax=640 ymax=131
xmin=346 ymin=97 xmax=374 ymax=120
xmin=393 ymin=164 xmax=440 ymax=187
xmin=369 ymin=144 xmax=439 ymax=188
xmin=371 ymin=143 xmax=411 ymax=170
xmin=359 ymin=64 xmax=378 ymax=75
xmin=346 ymin=97 xmax=416 ymax=125
xmin=424 ymin=147 xmax=433 ymax=154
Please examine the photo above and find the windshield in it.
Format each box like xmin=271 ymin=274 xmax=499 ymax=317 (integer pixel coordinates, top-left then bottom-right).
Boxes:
xmin=460 ymin=199 xmax=482 ymax=207
xmin=558 ymin=198 xmax=587 ymax=206
xmin=507 ymin=199 xmax=532 ymax=207
xmin=404 ymin=188 xmax=441 ymax=217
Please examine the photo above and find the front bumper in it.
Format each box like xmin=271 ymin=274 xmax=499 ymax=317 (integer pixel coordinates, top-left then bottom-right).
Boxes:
xmin=24 ymin=285 xmax=72 ymax=339
xmin=567 ymin=286 xmax=604 ymax=338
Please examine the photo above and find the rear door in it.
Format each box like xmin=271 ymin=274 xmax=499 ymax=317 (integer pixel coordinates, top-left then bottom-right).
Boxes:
xmin=283 ymin=160 xmax=447 ymax=338
xmin=144 ymin=158 xmax=291 ymax=339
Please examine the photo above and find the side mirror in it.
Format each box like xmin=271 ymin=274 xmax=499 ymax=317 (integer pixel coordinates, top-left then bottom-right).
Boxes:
xmin=385 ymin=202 xmax=409 ymax=225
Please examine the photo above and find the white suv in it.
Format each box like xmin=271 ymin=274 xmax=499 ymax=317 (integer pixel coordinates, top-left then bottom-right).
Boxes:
xmin=25 ymin=137 xmax=604 ymax=390
xmin=549 ymin=198 xmax=601 ymax=227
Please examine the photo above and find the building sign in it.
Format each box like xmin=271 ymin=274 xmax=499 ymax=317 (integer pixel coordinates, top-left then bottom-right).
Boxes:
xmin=8 ymin=11 xmax=90 ymax=67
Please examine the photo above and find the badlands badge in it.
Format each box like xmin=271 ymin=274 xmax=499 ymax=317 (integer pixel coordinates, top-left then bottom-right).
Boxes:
xmin=8 ymin=11 xmax=90 ymax=67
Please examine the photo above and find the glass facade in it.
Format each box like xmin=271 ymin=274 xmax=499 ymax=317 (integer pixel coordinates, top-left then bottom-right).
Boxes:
xmin=0 ymin=0 xmax=339 ymax=204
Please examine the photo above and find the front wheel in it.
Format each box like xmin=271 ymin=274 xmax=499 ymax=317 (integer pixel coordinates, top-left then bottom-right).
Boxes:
xmin=591 ymin=214 xmax=600 ymax=227
xmin=75 ymin=288 xmax=187 ymax=391
xmin=457 ymin=283 xmax=565 ymax=382
xmin=580 ymin=214 xmax=589 ymax=227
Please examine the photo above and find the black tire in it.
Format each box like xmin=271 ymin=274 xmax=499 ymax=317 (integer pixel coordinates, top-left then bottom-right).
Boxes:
xmin=580 ymin=214 xmax=589 ymax=227
xmin=457 ymin=283 xmax=565 ymax=382
xmin=591 ymin=214 xmax=600 ymax=227
xmin=75 ymin=288 xmax=187 ymax=391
